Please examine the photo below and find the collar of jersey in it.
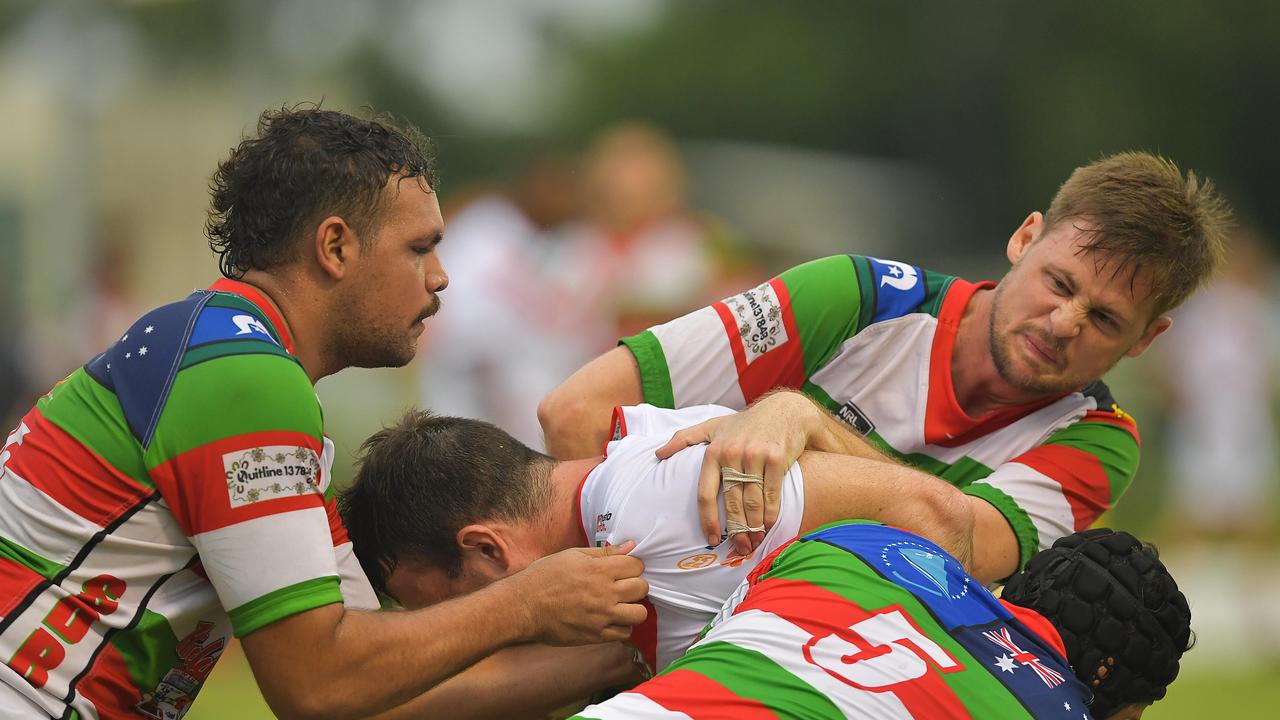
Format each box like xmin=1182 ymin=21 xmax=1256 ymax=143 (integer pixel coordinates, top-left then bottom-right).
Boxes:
xmin=924 ymin=279 xmax=1071 ymax=447
xmin=207 ymin=277 xmax=296 ymax=354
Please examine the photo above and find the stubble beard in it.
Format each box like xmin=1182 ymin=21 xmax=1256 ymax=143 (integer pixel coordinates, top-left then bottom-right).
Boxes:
xmin=987 ymin=284 xmax=1075 ymax=398
xmin=334 ymin=293 xmax=441 ymax=371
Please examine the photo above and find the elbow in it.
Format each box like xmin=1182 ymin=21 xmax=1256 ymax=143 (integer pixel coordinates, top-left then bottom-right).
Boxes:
xmin=538 ymin=385 xmax=590 ymax=458
xmin=924 ymin=485 xmax=976 ymax=568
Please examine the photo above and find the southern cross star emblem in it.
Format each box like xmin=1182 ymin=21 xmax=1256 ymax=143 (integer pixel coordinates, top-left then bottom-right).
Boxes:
xmin=125 ymin=352 xmax=132 ymax=359
xmin=995 ymin=654 xmax=1016 ymax=673
xmin=888 ymin=264 xmax=903 ymax=277
xmin=1064 ymin=702 xmax=1071 ymax=711
xmin=139 ymin=346 xmax=148 ymax=356
xmin=144 ymin=325 xmax=154 ymax=334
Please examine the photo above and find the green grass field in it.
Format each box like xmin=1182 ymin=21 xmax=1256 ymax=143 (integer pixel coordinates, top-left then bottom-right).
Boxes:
xmin=187 ymin=641 xmax=1274 ymax=718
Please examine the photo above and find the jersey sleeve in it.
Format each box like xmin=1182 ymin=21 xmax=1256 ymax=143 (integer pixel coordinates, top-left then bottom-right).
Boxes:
xmin=325 ymin=477 xmax=379 ymax=611
xmin=145 ymin=351 xmax=343 ymax=637
xmin=620 ymin=255 xmax=873 ymax=410
xmin=607 ymin=403 xmax=737 ymax=446
xmin=962 ymin=410 xmax=1140 ymax=569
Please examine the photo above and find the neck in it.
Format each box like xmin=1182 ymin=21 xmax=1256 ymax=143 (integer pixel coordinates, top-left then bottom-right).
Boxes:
xmin=951 ymin=286 xmax=1041 ymax=416
xmin=238 ymin=269 xmax=338 ymax=384
xmin=536 ymin=457 xmax=605 ymax=554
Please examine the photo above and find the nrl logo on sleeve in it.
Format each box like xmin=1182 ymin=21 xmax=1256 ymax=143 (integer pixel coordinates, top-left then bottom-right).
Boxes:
xmin=836 ymin=400 xmax=875 ymax=436
xmin=722 ymin=281 xmax=788 ymax=365
xmin=223 ymin=445 xmax=321 ymax=507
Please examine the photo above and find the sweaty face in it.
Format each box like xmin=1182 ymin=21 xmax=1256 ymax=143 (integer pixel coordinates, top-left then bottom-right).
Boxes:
xmin=334 ymin=178 xmax=447 ymax=369
xmin=988 ymin=221 xmax=1163 ymax=397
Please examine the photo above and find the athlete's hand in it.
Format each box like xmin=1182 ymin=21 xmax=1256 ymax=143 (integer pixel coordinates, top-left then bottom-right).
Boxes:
xmin=655 ymin=391 xmax=818 ymax=555
xmin=504 ymin=541 xmax=648 ymax=646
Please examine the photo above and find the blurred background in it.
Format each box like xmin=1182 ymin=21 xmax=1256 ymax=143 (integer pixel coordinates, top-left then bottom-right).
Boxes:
xmin=1 ymin=1 xmax=1277 ymax=717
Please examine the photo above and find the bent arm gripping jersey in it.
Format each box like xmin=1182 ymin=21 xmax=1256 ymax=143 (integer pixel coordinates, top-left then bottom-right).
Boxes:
xmin=0 ymin=279 xmax=375 ymax=720
xmin=621 ymin=255 xmax=1141 ymax=568
xmin=573 ymin=521 xmax=1094 ymax=719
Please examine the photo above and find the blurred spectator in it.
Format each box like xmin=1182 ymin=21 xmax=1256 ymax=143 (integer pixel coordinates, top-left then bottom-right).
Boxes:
xmin=420 ymin=128 xmax=758 ymax=449
xmin=1160 ymin=229 xmax=1278 ymax=542
xmin=418 ymin=154 xmax=587 ymax=447
xmin=1156 ymin=228 xmax=1280 ymax=667
xmin=549 ymin=122 xmax=759 ymax=345
xmin=84 ymin=220 xmax=144 ymax=357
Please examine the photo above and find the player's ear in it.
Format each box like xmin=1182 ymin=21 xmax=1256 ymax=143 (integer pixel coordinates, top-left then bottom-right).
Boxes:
xmin=456 ymin=524 xmax=513 ymax=577
xmin=313 ymin=215 xmax=359 ymax=280
xmin=1007 ymin=211 xmax=1044 ymax=265
xmin=1125 ymin=315 xmax=1172 ymax=358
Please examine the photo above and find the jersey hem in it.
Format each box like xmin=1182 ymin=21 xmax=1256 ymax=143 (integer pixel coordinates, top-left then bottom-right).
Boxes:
xmin=229 ymin=575 xmax=342 ymax=637
xmin=620 ymin=332 xmax=675 ymax=408
xmin=962 ymin=482 xmax=1038 ymax=571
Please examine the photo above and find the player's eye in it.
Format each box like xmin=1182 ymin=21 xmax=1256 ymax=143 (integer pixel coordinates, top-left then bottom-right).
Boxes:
xmin=1092 ymin=311 xmax=1115 ymax=329
xmin=1049 ymin=275 xmax=1069 ymax=294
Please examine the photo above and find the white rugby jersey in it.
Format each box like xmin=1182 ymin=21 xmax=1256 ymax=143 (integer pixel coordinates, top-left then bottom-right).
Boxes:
xmin=621 ymin=255 xmax=1141 ymax=569
xmin=576 ymin=404 xmax=805 ymax=672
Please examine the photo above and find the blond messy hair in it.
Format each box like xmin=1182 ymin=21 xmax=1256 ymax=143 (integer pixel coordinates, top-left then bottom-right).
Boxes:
xmin=1043 ymin=151 xmax=1232 ymax=318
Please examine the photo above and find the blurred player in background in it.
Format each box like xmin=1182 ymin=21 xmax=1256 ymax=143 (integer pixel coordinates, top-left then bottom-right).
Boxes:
xmin=0 ymin=106 xmax=646 ymax=720
xmin=572 ymin=524 xmax=1191 ymax=720
xmin=417 ymin=153 xmax=587 ymax=448
xmin=541 ymin=151 xmax=1233 ymax=584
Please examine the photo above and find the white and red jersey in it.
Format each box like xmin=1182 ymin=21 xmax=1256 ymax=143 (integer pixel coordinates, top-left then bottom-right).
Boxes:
xmin=620 ymin=255 xmax=1142 ymax=570
xmin=576 ymin=404 xmax=805 ymax=671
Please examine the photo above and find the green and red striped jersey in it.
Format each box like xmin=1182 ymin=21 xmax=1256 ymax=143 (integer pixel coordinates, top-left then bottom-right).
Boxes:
xmin=0 ymin=279 xmax=376 ymax=720
xmin=621 ymin=255 xmax=1141 ymax=567
xmin=573 ymin=521 xmax=1095 ymax=719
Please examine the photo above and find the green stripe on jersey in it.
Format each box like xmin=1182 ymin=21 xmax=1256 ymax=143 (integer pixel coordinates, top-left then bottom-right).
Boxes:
xmin=778 ymin=256 xmax=865 ymax=378
xmin=919 ymin=270 xmax=956 ymax=318
xmin=37 ymin=370 xmax=154 ymax=488
xmin=0 ymin=536 xmax=64 ymax=580
xmin=664 ymin=640 xmax=845 ymax=719
xmin=145 ymin=354 xmax=321 ymax=468
xmin=620 ymin=331 xmax=676 ymax=409
xmin=179 ymin=338 xmax=296 ymax=371
xmin=110 ymin=608 xmax=180 ymax=696
xmin=762 ymin=539 xmax=1033 ymax=717
xmin=1043 ymin=420 xmax=1139 ymax=504
xmin=228 ymin=575 xmax=342 ymax=637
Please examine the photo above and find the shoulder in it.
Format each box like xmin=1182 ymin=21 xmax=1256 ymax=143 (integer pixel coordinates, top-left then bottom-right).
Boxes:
xmin=776 ymin=255 xmax=957 ymax=331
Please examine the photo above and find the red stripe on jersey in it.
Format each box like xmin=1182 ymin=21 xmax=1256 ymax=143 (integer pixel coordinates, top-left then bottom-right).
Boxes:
xmin=635 ymin=668 xmax=780 ymax=719
xmin=714 ymin=279 xmax=806 ymax=404
xmin=5 ymin=409 xmax=153 ymax=527
xmin=1083 ymin=409 xmax=1141 ymax=446
xmin=745 ymin=539 xmax=798 ymax=586
xmin=628 ymin=597 xmax=659 ymax=674
xmin=1013 ymin=444 xmax=1111 ymax=529
xmin=149 ymin=430 xmax=326 ymax=537
xmin=0 ymin=557 xmax=47 ymax=618
xmin=1001 ymin=600 xmax=1068 ymax=661
xmin=923 ymin=281 xmax=1067 ymax=447
xmin=734 ymin=577 xmax=971 ymax=719
xmin=75 ymin=640 xmax=145 ymax=717
xmin=325 ymin=496 xmax=350 ymax=547
xmin=604 ymin=405 xmax=628 ymax=456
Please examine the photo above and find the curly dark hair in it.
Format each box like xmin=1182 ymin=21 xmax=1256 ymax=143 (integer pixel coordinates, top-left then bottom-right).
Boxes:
xmin=206 ymin=104 xmax=438 ymax=278
xmin=338 ymin=409 xmax=554 ymax=598
xmin=1002 ymin=529 xmax=1193 ymax=718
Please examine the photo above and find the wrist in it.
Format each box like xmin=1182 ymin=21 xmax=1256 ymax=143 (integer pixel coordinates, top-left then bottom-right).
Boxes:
xmin=477 ymin=576 xmax=538 ymax=645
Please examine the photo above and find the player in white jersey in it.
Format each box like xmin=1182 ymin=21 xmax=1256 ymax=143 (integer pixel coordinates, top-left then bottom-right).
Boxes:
xmin=340 ymin=403 xmax=984 ymax=676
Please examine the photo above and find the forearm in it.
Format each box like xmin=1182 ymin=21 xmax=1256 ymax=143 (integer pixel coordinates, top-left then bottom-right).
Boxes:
xmin=798 ymin=451 xmax=975 ymax=570
xmin=539 ymin=347 xmax=644 ymax=459
xmin=244 ymin=582 xmax=530 ymax=720
xmin=366 ymin=643 xmax=641 ymax=720
xmin=762 ymin=390 xmax=890 ymax=460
